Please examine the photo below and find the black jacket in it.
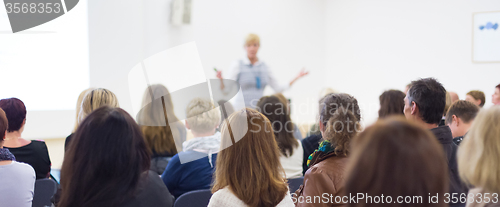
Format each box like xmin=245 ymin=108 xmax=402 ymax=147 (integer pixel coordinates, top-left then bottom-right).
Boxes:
xmin=431 ymin=125 xmax=468 ymax=207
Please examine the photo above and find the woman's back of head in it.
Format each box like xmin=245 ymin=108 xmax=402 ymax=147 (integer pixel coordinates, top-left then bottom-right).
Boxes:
xmin=346 ymin=117 xmax=448 ymax=207
xmin=319 ymin=93 xmax=361 ymax=156
xmin=378 ymin=89 xmax=406 ymax=119
xmin=256 ymin=95 xmax=298 ymax=157
xmin=213 ymin=108 xmax=288 ymax=207
xmin=0 ymin=98 xmax=26 ymax=132
xmin=458 ymin=106 xmax=500 ymax=194
xmin=59 ymin=106 xmax=150 ymax=207
xmin=137 ymin=84 xmax=180 ymax=155
xmin=78 ymin=88 xmax=119 ymax=124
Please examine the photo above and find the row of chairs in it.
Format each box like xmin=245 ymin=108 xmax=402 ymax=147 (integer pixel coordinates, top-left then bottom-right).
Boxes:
xmin=31 ymin=176 xmax=304 ymax=207
xmin=174 ymin=177 xmax=304 ymax=207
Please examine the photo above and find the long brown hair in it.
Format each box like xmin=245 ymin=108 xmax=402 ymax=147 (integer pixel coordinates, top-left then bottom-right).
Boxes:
xmin=378 ymin=89 xmax=405 ymax=119
xmin=59 ymin=106 xmax=150 ymax=207
xmin=345 ymin=117 xmax=448 ymax=207
xmin=137 ymin=84 xmax=180 ymax=155
xmin=212 ymin=108 xmax=288 ymax=207
xmin=256 ymin=95 xmax=298 ymax=157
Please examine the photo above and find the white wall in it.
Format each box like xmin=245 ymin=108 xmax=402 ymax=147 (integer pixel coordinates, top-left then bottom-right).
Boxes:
xmin=324 ymin=0 xmax=500 ymax=126
xmin=88 ymin=0 xmax=327 ymax=126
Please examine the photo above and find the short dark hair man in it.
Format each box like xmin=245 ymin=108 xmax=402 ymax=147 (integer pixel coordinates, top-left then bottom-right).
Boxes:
xmin=446 ymin=100 xmax=479 ymax=145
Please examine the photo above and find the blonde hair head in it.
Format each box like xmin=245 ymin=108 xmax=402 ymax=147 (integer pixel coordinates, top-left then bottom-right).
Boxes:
xmin=244 ymin=33 xmax=260 ymax=46
xmin=186 ymin=98 xmax=220 ymax=134
xmin=458 ymin=106 xmax=500 ymax=193
xmin=73 ymin=88 xmax=94 ymax=132
xmin=78 ymin=88 xmax=119 ymax=124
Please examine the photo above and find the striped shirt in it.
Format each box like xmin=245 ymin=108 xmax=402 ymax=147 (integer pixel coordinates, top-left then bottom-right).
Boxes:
xmin=226 ymin=57 xmax=288 ymax=108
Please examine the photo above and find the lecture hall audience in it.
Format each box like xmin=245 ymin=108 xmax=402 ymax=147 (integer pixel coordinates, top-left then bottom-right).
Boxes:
xmin=137 ymin=84 xmax=187 ymax=175
xmin=458 ymin=106 xmax=500 ymax=207
xmin=57 ymin=106 xmax=174 ymax=207
xmin=65 ymin=88 xmax=119 ymax=151
xmin=404 ymin=78 xmax=468 ymax=207
xmin=208 ymin=108 xmax=294 ymax=207
xmin=445 ymin=100 xmax=480 ymax=145
xmin=0 ymin=98 xmax=51 ymax=179
xmin=0 ymin=108 xmax=36 ymax=207
xmin=162 ymin=98 xmax=220 ymax=199
xmin=294 ymin=93 xmax=361 ymax=207
xmin=378 ymin=89 xmax=406 ymax=119
xmin=465 ymin=90 xmax=486 ymax=108
xmin=257 ymin=95 xmax=304 ymax=178
xmin=345 ymin=117 xmax=449 ymax=207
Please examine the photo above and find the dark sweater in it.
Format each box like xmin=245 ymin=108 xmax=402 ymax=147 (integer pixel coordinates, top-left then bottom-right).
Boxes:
xmin=6 ymin=140 xmax=51 ymax=179
xmin=430 ymin=125 xmax=468 ymax=207
xmin=301 ymin=134 xmax=323 ymax=175
xmin=161 ymin=151 xmax=217 ymax=199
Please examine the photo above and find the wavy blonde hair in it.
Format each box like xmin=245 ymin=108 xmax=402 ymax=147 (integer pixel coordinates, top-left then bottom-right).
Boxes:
xmin=458 ymin=106 xmax=500 ymax=193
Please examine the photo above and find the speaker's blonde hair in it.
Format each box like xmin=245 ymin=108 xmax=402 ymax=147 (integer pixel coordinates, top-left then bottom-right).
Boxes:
xmin=458 ymin=106 xmax=500 ymax=193
xmin=186 ymin=98 xmax=220 ymax=134
xmin=244 ymin=33 xmax=260 ymax=46
xmin=78 ymin=88 xmax=119 ymax=125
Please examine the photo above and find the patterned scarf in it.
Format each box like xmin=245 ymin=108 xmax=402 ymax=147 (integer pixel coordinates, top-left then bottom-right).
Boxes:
xmin=0 ymin=148 xmax=15 ymax=161
xmin=306 ymin=140 xmax=334 ymax=167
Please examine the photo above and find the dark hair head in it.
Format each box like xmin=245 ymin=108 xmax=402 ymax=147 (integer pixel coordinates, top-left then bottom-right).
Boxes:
xmin=378 ymin=90 xmax=406 ymax=119
xmin=0 ymin=108 xmax=8 ymax=140
xmin=466 ymin=90 xmax=486 ymax=107
xmin=407 ymin=78 xmax=446 ymax=125
xmin=445 ymin=100 xmax=480 ymax=125
xmin=345 ymin=117 xmax=448 ymax=207
xmin=256 ymin=95 xmax=298 ymax=157
xmin=59 ymin=106 xmax=150 ymax=207
xmin=496 ymin=84 xmax=500 ymax=90
xmin=319 ymin=93 xmax=361 ymax=156
xmin=0 ymin=98 xmax=26 ymax=132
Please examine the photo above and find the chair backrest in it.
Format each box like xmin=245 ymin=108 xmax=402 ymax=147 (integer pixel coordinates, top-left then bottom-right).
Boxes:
xmin=174 ymin=189 xmax=212 ymax=207
xmin=32 ymin=178 xmax=57 ymax=207
xmin=288 ymin=177 xmax=304 ymax=193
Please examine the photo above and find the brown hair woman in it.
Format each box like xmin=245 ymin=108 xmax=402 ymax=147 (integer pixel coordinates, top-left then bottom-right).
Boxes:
xmin=208 ymin=108 xmax=294 ymax=207
xmin=378 ymin=89 xmax=406 ymax=119
xmin=345 ymin=117 xmax=448 ymax=207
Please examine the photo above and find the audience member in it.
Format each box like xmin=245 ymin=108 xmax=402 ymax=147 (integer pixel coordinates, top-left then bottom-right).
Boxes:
xmin=208 ymin=108 xmax=294 ymax=206
xmin=345 ymin=117 xmax=448 ymax=207
xmin=137 ymin=85 xmax=186 ymax=174
xmin=294 ymin=93 xmax=361 ymax=207
xmin=445 ymin=100 xmax=479 ymax=145
xmin=162 ymin=98 xmax=220 ymax=199
xmin=257 ymin=95 xmax=303 ymax=178
xmin=70 ymin=88 xmax=94 ymax=138
xmin=439 ymin=92 xmax=453 ymax=126
xmin=58 ymin=106 xmax=173 ymax=207
xmin=492 ymin=84 xmax=500 ymax=105
xmin=457 ymin=106 xmax=500 ymax=207
xmin=0 ymin=108 xmax=36 ymax=207
xmin=378 ymin=89 xmax=406 ymax=119
xmin=449 ymin=91 xmax=459 ymax=103
xmin=65 ymin=88 xmax=119 ymax=151
xmin=465 ymin=90 xmax=485 ymax=108
xmin=404 ymin=78 xmax=468 ymax=206
xmin=274 ymin=93 xmax=303 ymax=140
xmin=0 ymin=98 xmax=51 ymax=179
xmin=306 ymin=88 xmax=338 ymax=137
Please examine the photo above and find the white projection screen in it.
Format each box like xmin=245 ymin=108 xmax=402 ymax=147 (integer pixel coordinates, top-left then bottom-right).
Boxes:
xmin=0 ymin=0 xmax=89 ymax=139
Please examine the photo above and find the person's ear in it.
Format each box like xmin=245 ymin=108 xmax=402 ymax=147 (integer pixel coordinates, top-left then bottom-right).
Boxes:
xmin=319 ymin=120 xmax=324 ymax=133
xmin=477 ymin=99 xmax=482 ymax=106
xmin=410 ymin=101 xmax=418 ymax=115
xmin=22 ymin=119 xmax=26 ymax=127
xmin=452 ymin=115 xmax=460 ymax=126
xmin=185 ymin=120 xmax=190 ymax=130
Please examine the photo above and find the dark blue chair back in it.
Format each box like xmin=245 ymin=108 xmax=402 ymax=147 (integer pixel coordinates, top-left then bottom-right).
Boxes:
xmin=288 ymin=176 xmax=304 ymax=193
xmin=174 ymin=189 xmax=212 ymax=207
xmin=32 ymin=178 xmax=57 ymax=207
